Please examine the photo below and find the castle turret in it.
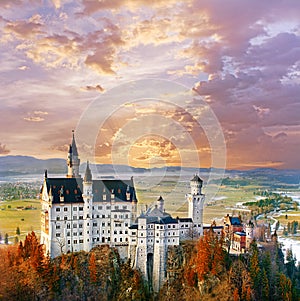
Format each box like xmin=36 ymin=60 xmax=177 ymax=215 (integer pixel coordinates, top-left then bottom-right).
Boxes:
xmin=66 ymin=130 xmax=80 ymax=178
xmin=157 ymin=196 xmax=164 ymax=212
xmin=190 ymin=174 xmax=203 ymax=195
xmin=245 ymin=221 xmax=254 ymax=250
xmin=83 ymin=161 xmax=93 ymax=251
xmin=187 ymin=174 xmax=205 ymax=236
xmin=131 ymin=177 xmax=138 ymax=224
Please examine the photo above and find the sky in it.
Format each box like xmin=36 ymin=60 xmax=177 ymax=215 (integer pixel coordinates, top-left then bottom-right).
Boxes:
xmin=0 ymin=0 xmax=299 ymax=170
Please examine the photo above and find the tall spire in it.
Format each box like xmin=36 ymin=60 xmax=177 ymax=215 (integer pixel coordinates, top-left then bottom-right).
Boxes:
xmin=71 ymin=129 xmax=78 ymax=156
xmin=84 ymin=161 xmax=92 ymax=182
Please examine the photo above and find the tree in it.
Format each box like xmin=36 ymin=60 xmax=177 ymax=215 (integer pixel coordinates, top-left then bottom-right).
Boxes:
xmin=249 ymin=241 xmax=261 ymax=297
xmin=193 ymin=228 xmax=225 ymax=281
xmin=5 ymin=233 xmax=9 ymax=244
xmin=233 ymin=287 xmax=240 ymax=301
xmin=16 ymin=226 xmax=20 ymax=236
xmin=261 ymin=269 xmax=269 ymax=300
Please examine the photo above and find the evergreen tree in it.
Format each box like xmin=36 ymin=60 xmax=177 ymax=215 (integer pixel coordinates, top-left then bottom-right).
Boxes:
xmin=16 ymin=226 xmax=20 ymax=235
xmin=261 ymin=268 xmax=269 ymax=300
xmin=5 ymin=233 xmax=9 ymax=244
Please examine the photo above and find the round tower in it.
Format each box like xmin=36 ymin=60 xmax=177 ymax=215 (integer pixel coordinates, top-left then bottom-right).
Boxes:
xmin=245 ymin=221 xmax=254 ymax=250
xmin=187 ymin=174 xmax=205 ymax=236
xmin=190 ymin=174 xmax=203 ymax=195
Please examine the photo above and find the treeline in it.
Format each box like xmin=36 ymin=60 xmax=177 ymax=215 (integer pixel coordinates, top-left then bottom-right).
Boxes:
xmin=283 ymin=221 xmax=299 ymax=236
xmin=159 ymin=229 xmax=300 ymax=301
xmin=244 ymin=193 xmax=297 ymax=215
xmin=0 ymin=231 xmax=299 ymax=300
xmin=0 ymin=232 xmax=148 ymax=300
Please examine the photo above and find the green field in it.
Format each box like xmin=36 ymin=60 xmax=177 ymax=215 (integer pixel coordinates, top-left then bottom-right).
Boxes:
xmin=0 ymin=199 xmax=41 ymax=243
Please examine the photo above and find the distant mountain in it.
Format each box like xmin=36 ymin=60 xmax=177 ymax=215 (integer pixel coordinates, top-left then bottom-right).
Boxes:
xmin=0 ymin=155 xmax=66 ymax=175
xmin=0 ymin=155 xmax=299 ymax=185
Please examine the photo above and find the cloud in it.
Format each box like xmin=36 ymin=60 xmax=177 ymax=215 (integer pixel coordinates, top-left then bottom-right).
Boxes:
xmin=82 ymin=84 xmax=105 ymax=93
xmin=0 ymin=143 xmax=10 ymax=155
xmin=24 ymin=116 xmax=45 ymax=122
xmin=23 ymin=110 xmax=48 ymax=122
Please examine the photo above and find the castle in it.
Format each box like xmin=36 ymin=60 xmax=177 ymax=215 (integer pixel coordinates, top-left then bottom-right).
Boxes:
xmin=40 ymin=132 xmax=205 ymax=292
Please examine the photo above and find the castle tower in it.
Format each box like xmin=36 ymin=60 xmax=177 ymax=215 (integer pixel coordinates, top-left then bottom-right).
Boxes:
xmin=83 ymin=161 xmax=93 ymax=251
xmin=245 ymin=221 xmax=254 ymax=250
xmin=157 ymin=196 xmax=164 ymax=212
xmin=187 ymin=174 xmax=205 ymax=235
xmin=135 ymin=217 xmax=148 ymax=279
xmin=67 ymin=130 xmax=80 ymax=178
xmin=131 ymin=177 xmax=138 ymax=224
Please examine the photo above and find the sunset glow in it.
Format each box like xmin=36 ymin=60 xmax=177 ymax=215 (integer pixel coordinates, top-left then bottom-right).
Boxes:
xmin=0 ymin=0 xmax=299 ymax=169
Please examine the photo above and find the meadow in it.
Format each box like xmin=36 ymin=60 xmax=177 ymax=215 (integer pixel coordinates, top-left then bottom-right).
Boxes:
xmin=0 ymin=199 xmax=41 ymax=243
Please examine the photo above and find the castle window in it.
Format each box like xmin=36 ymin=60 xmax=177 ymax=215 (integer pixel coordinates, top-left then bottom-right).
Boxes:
xmin=120 ymin=237 xmax=122 ymax=242
xmin=114 ymin=214 xmax=117 ymax=218
xmin=173 ymin=232 xmax=175 ymax=235
xmin=168 ymin=225 xmax=171 ymax=228
xmin=125 ymin=214 xmax=128 ymax=218
xmin=56 ymin=208 xmax=60 ymax=212
xmin=106 ymin=206 xmax=111 ymax=210
xmin=67 ymin=232 xmax=70 ymax=236
xmin=103 ymin=195 xmax=106 ymax=201
xmin=125 ymin=231 xmax=128 ymax=234
xmin=67 ymin=224 xmax=70 ymax=229
xmin=73 ymin=232 xmax=77 ymax=236
xmin=123 ymin=205 xmax=127 ymax=210
xmin=114 ymin=238 xmax=117 ymax=242
xmin=79 ymin=216 xmax=83 ymax=220
xmin=125 ymin=237 xmax=128 ymax=242
xmin=173 ymin=225 xmax=176 ymax=228
xmin=119 ymin=231 xmax=122 ymax=234
xmin=56 ymin=216 xmax=60 ymax=221
xmin=118 ymin=188 xmax=121 ymax=194
xmin=56 ymin=225 xmax=61 ymax=229
xmin=96 ymin=215 xmax=99 ymax=218
xmin=64 ymin=216 xmax=67 ymax=220
xmin=73 ymin=207 xmax=77 ymax=211
xmin=74 ymin=240 xmax=77 ymax=244
xmin=102 ymin=215 xmax=105 ymax=218
xmin=132 ymin=232 xmax=136 ymax=235
xmin=93 ymin=222 xmax=97 ymax=227
xmin=141 ymin=240 xmax=143 ymax=243
xmin=73 ymin=216 xmax=77 ymax=220
xmin=107 ymin=237 xmax=110 ymax=242
xmin=108 ymin=230 xmax=110 ymax=233
xmin=79 ymin=231 xmax=83 ymax=236
xmin=114 ymin=231 xmax=117 ymax=234
xmin=102 ymin=222 xmax=105 ymax=227
xmin=141 ymin=233 xmax=143 ymax=236
xmin=64 ymin=207 xmax=68 ymax=211
xmin=73 ymin=224 xmax=77 ymax=228
xmin=98 ymin=206 xmax=102 ymax=210
xmin=79 ymin=207 xmax=83 ymax=211
xmin=56 ymin=233 xmax=60 ymax=237
xmin=115 ymin=205 xmax=119 ymax=210
xmin=125 ymin=223 xmax=128 ymax=227
xmin=79 ymin=239 xmax=83 ymax=243
xmin=67 ymin=240 xmax=70 ymax=244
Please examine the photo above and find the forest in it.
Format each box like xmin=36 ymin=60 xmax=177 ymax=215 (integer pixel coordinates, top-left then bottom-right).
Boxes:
xmin=0 ymin=230 xmax=299 ymax=301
